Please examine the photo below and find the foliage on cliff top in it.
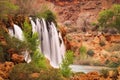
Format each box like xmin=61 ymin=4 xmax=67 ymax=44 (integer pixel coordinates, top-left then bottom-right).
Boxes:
xmin=0 ymin=0 xmax=19 ymax=20
xmin=36 ymin=9 xmax=57 ymax=26
xmin=98 ymin=4 xmax=120 ymax=32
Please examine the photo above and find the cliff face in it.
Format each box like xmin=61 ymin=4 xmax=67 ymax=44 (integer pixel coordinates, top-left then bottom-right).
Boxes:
xmin=46 ymin=0 xmax=119 ymax=29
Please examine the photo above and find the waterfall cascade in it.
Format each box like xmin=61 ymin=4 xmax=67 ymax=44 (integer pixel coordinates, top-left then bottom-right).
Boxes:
xmin=8 ymin=18 xmax=66 ymax=68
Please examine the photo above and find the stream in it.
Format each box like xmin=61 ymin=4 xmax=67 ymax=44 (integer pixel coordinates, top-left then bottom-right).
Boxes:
xmin=70 ymin=65 xmax=112 ymax=73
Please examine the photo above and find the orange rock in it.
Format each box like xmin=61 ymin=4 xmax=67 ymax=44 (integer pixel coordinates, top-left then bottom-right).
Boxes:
xmin=11 ymin=54 xmax=24 ymax=63
xmin=105 ymin=34 xmax=120 ymax=43
xmin=30 ymin=73 xmax=40 ymax=78
xmin=0 ymin=62 xmax=14 ymax=79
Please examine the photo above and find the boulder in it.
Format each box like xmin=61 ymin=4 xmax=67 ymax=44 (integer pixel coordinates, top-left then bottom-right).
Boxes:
xmin=11 ymin=54 xmax=24 ymax=63
xmin=0 ymin=62 xmax=14 ymax=79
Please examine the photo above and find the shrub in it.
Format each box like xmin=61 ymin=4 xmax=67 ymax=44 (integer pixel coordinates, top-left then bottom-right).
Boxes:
xmin=107 ymin=60 xmax=120 ymax=68
xmin=79 ymin=46 xmax=87 ymax=59
xmin=100 ymin=69 xmax=109 ymax=78
xmin=36 ymin=10 xmax=57 ymax=25
xmin=98 ymin=4 xmax=120 ymax=32
xmin=23 ymin=20 xmax=39 ymax=52
xmin=31 ymin=50 xmax=47 ymax=69
xmin=60 ymin=50 xmax=74 ymax=77
xmin=9 ymin=63 xmax=40 ymax=80
xmin=38 ymin=68 xmax=63 ymax=80
xmin=87 ymin=49 xmax=95 ymax=57
xmin=99 ymin=40 xmax=105 ymax=46
xmin=10 ymin=63 xmax=63 ymax=80
xmin=0 ymin=0 xmax=19 ymax=20
xmin=23 ymin=19 xmax=48 ymax=69
xmin=0 ymin=47 xmax=5 ymax=62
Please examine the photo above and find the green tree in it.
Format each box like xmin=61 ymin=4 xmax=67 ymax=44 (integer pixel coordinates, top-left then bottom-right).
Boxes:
xmin=98 ymin=4 xmax=120 ymax=32
xmin=79 ymin=46 xmax=87 ymax=59
xmin=0 ymin=0 xmax=18 ymax=20
xmin=23 ymin=20 xmax=47 ymax=69
xmin=23 ymin=20 xmax=39 ymax=52
xmin=60 ymin=50 xmax=73 ymax=77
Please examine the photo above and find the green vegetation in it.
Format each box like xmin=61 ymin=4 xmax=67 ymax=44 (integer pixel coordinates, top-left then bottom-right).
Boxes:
xmin=36 ymin=10 xmax=57 ymax=26
xmin=99 ymin=40 xmax=106 ymax=46
xmin=31 ymin=50 xmax=47 ymax=69
xmin=38 ymin=68 xmax=63 ymax=80
xmin=0 ymin=0 xmax=19 ymax=20
xmin=23 ymin=20 xmax=38 ymax=52
xmin=79 ymin=46 xmax=87 ymax=59
xmin=60 ymin=50 xmax=74 ymax=77
xmin=98 ymin=4 xmax=120 ymax=32
xmin=23 ymin=20 xmax=47 ymax=69
xmin=106 ymin=60 xmax=120 ymax=68
xmin=100 ymin=69 xmax=118 ymax=79
xmin=0 ymin=47 xmax=5 ymax=62
xmin=10 ymin=63 xmax=64 ymax=80
xmin=100 ymin=69 xmax=109 ymax=78
xmin=104 ymin=53 xmax=120 ymax=68
xmin=0 ymin=27 xmax=28 ymax=61
xmin=87 ymin=49 xmax=95 ymax=57
xmin=9 ymin=63 xmax=40 ymax=80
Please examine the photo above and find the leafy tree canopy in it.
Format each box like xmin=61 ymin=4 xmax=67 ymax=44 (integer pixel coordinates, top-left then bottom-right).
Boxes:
xmin=98 ymin=4 xmax=120 ymax=32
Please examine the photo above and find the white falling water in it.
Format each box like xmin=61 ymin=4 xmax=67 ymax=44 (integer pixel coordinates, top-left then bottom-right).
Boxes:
xmin=8 ymin=18 xmax=66 ymax=68
xmin=13 ymin=24 xmax=24 ymax=41
xmin=58 ymin=31 xmax=66 ymax=58
xmin=30 ymin=18 xmax=66 ymax=68
xmin=8 ymin=24 xmax=31 ymax=63
xmin=49 ymin=22 xmax=63 ymax=67
xmin=40 ymin=18 xmax=51 ymax=60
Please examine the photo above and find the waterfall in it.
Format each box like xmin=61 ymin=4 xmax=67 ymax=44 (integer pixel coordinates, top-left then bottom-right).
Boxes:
xmin=8 ymin=24 xmax=31 ymax=63
xmin=8 ymin=18 xmax=66 ymax=68
xmin=30 ymin=18 xmax=66 ymax=68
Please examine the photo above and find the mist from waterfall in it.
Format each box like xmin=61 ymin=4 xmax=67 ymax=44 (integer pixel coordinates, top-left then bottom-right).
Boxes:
xmin=8 ymin=18 xmax=66 ymax=68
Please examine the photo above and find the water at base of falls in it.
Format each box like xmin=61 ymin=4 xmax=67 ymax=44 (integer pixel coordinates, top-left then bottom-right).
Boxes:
xmin=8 ymin=18 xmax=66 ymax=68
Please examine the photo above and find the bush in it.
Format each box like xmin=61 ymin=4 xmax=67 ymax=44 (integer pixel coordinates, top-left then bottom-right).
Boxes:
xmin=38 ymin=68 xmax=64 ymax=80
xmin=100 ymin=69 xmax=109 ymax=78
xmin=31 ymin=50 xmax=47 ymax=69
xmin=10 ymin=63 xmax=63 ymax=80
xmin=98 ymin=4 xmax=120 ymax=32
xmin=23 ymin=20 xmax=39 ymax=52
xmin=107 ymin=60 xmax=120 ymax=68
xmin=36 ymin=10 xmax=57 ymax=25
xmin=9 ymin=63 xmax=40 ymax=80
xmin=60 ymin=50 xmax=74 ymax=77
xmin=0 ymin=0 xmax=19 ymax=20
xmin=87 ymin=49 xmax=95 ymax=57
xmin=79 ymin=46 xmax=87 ymax=59
xmin=99 ymin=40 xmax=105 ymax=46
xmin=0 ymin=47 xmax=5 ymax=62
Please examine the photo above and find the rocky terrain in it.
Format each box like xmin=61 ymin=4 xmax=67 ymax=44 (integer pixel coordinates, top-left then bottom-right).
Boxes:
xmin=45 ymin=0 xmax=120 ymax=65
xmin=0 ymin=0 xmax=120 ymax=80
